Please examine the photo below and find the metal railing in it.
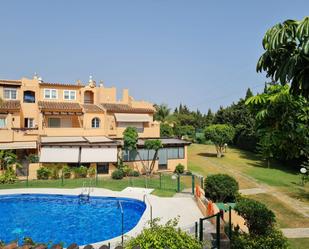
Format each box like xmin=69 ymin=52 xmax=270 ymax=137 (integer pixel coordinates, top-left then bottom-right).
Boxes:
xmin=199 ymin=213 xmax=221 ymax=249
xmin=118 ymin=200 xmax=124 ymax=246
xmin=143 ymin=194 xmax=153 ymax=224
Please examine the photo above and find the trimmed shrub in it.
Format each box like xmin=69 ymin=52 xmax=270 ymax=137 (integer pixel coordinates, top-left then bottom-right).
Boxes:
xmin=174 ymin=164 xmax=185 ymax=174
xmin=62 ymin=165 xmax=71 ymax=179
xmin=112 ymin=169 xmax=124 ymax=180
xmin=87 ymin=167 xmax=96 ymax=178
xmin=50 ymin=167 xmax=60 ymax=179
xmin=235 ymin=197 xmax=276 ymax=235
xmin=37 ymin=167 xmax=51 ymax=180
xmin=231 ymin=228 xmax=288 ymax=249
xmin=122 ymin=165 xmax=133 ymax=177
xmin=0 ymin=168 xmax=17 ymax=184
xmin=72 ymin=166 xmax=88 ymax=178
xmin=125 ymin=218 xmax=202 ymax=249
xmin=128 ymin=170 xmax=140 ymax=177
xmin=204 ymin=174 xmax=239 ymax=202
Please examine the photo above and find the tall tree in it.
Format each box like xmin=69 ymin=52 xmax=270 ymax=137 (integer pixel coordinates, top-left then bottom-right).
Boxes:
xmin=123 ymin=127 xmax=162 ymax=175
xmin=205 ymin=109 xmax=214 ymax=126
xmin=246 ymin=84 xmax=309 ymax=162
xmin=257 ymin=17 xmax=309 ymax=98
xmin=245 ymin=88 xmax=253 ymax=100
xmin=204 ymin=124 xmax=235 ymax=158
xmin=154 ymin=104 xmax=171 ymax=122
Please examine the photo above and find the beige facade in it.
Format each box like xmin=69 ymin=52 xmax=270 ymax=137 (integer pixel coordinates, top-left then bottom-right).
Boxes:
xmin=0 ymin=76 xmax=189 ymax=178
xmin=0 ymin=77 xmax=159 ymax=139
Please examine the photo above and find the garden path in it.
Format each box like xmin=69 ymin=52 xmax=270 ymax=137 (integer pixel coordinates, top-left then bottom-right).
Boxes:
xmin=203 ymin=157 xmax=309 ymax=218
xmin=281 ymin=228 xmax=309 ymax=238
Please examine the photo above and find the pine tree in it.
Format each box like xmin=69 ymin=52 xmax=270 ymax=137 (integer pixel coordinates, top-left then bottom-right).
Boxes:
xmin=245 ymin=88 xmax=253 ymax=100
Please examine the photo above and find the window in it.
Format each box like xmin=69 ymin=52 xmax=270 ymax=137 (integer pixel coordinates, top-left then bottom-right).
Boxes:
xmin=23 ymin=91 xmax=35 ymax=103
xmin=123 ymin=147 xmax=185 ymax=162
xmin=4 ymin=88 xmax=17 ymax=100
xmin=0 ymin=117 xmax=6 ymax=128
xmin=91 ymin=118 xmax=100 ymax=128
xmin=64 ymin=90 xmax=76 ymax=100
xmin=24 ymin=118 xmax=34 ymax=128
xmin=48 ymin=118 xmax=61 ymax=128
xmin=97 ymin=163 xmax=109 ymax=174
xmin=44 ymin=89 xmax=57 ymax=99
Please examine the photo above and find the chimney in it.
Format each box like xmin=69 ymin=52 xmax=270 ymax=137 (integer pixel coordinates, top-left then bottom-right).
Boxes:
xmin=122 ymin=89 xmax=129 ymax=103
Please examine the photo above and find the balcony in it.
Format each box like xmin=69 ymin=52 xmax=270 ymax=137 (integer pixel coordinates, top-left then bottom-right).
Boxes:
xmin=42 ymin=127 xmax=85 ymax=136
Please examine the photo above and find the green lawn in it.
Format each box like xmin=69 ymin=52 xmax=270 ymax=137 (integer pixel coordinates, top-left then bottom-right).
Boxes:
xmin=288 ymin=238 xmax=309 ymax=249
xmin=188 ymin=143 xmax=309 ymax=203
xmin=0 ymin=174 xmax=182 ymax=197
xmin=188 ymin=143 xmax=309 ymax=249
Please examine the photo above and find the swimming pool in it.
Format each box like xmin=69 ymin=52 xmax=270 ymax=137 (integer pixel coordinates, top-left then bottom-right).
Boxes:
xmin=0 ymin=194 xmax=146 ymax=245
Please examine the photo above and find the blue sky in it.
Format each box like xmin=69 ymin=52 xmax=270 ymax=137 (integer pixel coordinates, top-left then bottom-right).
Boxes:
xmin=0 ymin=1 xmax=308 ymax=112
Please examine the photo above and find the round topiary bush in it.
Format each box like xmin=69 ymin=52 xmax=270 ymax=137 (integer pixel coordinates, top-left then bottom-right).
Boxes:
xmin=174 ymin=164 xmax=185 ymax=174
xmin=234 ymin=197 xmax=276 ymax=235
xmin=204 ymin=174 xmax=239 ymax=202
xmin=112 ymin=169 xmax=124 ymax=180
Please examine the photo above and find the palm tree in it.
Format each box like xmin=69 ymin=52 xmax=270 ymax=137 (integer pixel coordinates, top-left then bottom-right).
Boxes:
xmin=154 ymin=104 xmax=170 ymax=122
xmin=154 ymin=104 xmax=176 ymax=124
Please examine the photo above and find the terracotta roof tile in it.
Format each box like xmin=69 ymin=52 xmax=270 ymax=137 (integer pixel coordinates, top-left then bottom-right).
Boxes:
xmin=39 ymin=82 xmax=83 ymax=88
xmin=0 ymin=100 xmax=21 ymax=112
xmin=82 ymin=104 xmax=104 ymax=113
xmin=0 ymin=79 xmax=22 ymax=86
xmin=100 ymin=103 xmax=154 ymax=113
xmin=38 ymin=101 xmax=82 ymax=112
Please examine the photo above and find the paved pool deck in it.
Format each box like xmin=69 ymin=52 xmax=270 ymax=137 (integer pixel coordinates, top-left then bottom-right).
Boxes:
xmin=0 ymin=187 xmax=203 ymax=247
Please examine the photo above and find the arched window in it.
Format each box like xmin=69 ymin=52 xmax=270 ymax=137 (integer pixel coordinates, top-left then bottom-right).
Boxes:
xmin=91 ymin=117 xmax=100 ymax=128
xmin=23 ymin=91 xmax=35 ymax=103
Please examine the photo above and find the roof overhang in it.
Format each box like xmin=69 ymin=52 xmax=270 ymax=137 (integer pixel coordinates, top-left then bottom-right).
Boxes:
xmin=40 ymin=136 xmax=118 ymax=146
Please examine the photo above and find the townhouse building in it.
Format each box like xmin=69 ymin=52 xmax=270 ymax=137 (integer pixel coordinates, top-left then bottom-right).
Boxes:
xmin=0 ymin=75 xmax=189 ymax=178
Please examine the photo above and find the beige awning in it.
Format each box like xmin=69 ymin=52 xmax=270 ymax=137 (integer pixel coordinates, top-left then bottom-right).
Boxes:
xmin=0 ymin=141 xmax=37 ymax=150
xmin=40 ymin=147 xmax=80 ymax=163
xmin=80 ymin=147 xmax=117 ymax=163
xmin=114 ymin=113 xmax=151 ymax=122
xmin=85 ymin=136 xmax=114 ymax=143
xmin=41 ymin=136 xmax=86 ymax=143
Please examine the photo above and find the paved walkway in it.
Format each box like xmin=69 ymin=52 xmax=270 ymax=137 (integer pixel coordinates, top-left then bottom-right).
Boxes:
xmin=281 ymin=228 xmax=309 ymax=238
xmin=239 ymin=188 xmax=267 ymax=195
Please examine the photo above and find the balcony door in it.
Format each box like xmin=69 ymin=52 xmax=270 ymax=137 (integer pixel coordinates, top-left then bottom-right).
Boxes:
xmin=84 ymin=91 xmax=94 ymax=104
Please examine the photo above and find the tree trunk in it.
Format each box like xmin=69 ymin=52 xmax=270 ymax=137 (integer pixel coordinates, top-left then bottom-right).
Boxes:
xmin=215 ymin=145 xmax=222 ymax=158
xmin=136 ymin=150 xmax=148 ymax=174
xmin=149 ymin=150 xmax=159 ymax=175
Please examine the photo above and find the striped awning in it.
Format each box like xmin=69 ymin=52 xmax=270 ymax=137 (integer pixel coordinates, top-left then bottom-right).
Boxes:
xmin=114 ymin=113 xmax=151 ymax=122
xmin=0 ymin=141 xmax=37 ymax=150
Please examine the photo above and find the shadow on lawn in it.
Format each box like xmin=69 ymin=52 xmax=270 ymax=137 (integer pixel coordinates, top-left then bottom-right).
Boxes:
xmin=197 ymin=152 xmax=221 ymax=158
xmin=235 ymin=146 xmax=299 ymax=175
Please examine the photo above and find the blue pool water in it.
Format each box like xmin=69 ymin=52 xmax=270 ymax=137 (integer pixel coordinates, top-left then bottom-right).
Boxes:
xmin=0 ymin=194 xmax=146 ymax=245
